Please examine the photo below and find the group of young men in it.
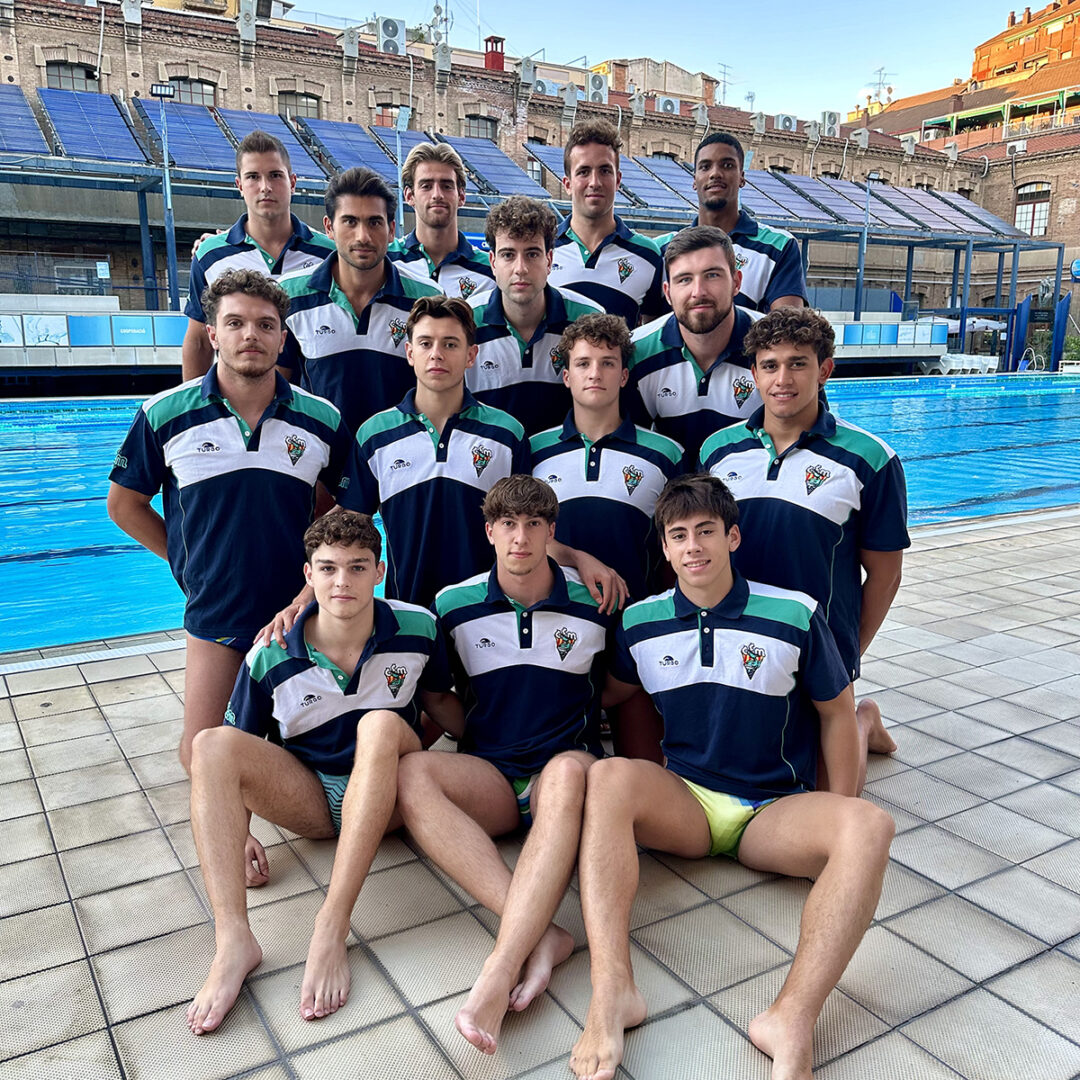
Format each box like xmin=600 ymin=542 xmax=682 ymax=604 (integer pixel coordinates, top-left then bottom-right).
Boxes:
xmin=107 ymin=116 xmax=909 ymax=1080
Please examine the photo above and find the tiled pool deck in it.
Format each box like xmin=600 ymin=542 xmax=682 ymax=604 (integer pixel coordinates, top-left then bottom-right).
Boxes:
xmin=2 ymin=507 xmax=1080 ymax=1080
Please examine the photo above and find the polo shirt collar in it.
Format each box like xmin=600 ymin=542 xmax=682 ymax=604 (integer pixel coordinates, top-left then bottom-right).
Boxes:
xmin=485 ymin=557 xmax=569 ymax=608
xmin=745 ymin=403 xmax=836 ymax=440
xmin=396 ymin=386 xmax=481 ymax=416
xmin=285 ymin=598 xmax=399 ymax=660
xmin=199 ymin=364 xmax=294 ymax=405
xmin=672 ymin=571 xmax=750 ymax=620
xmin=225 ymin=213 xmax=313 ymax=248
xmin=309 ymin=252 xmax=405 ymax=299
xmin=731 ymin=208 xmax=756 ymax=241
xmin=555 ymin=214 xmax=633 ymax=245
xmin=558 ymin=411 xmax=636 ymax=444
xmin=402 ymin=229 xmax=475 ymax=263
xmin=478 ymin=284 xmax=564 ymax=333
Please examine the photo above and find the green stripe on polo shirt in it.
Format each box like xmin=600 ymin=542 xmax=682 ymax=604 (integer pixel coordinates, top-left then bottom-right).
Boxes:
xmin=393 ymin=607 xmax=438 ymax=640
xmin=401 ymin=273 xmax=443 ymax=300
xmin=624 ymin=232 xmax=662 ymax=256
xmin=435 ymin=577 xmax=489 ymax=617
xmin=566 ymin=579 xmax=600 ymax=609
xmin=749 ymin=222 xmax=793 ymax=254
xmin=529 ymin=428 xmax=563 ymax=454
xmin=276 ymin=267 xmax=321 ymax=298
xmin=635 ymin=427 xmax=683 ymax=465
xmin=564 ymin=296 xmax=604 ymax=320
xmin=356 ymin=408 xmax=415 ymax=443
xmin=248 ymin=641 xmax=293 ymax=682
xmin=195 ymin=233 xmax=234 ymax=260
xmin=629 ymin=323 xmax=666 ymax=368
xmin=468 ymin=404 xmax=526 ymax=441
xmin=622 ymin=591 xmax=676 ymax=630
xmin=144 ymin=384 xmax=206 ymax=430
xmin=287 ymin=387 xmax=341 ymax=429
xmin=828 ymin=421 xmax=891 ymax=472
xmin=743 ymin=593 xmax=812 ymax=632
xmin=700 ymin=423 xmax=752 ymax=461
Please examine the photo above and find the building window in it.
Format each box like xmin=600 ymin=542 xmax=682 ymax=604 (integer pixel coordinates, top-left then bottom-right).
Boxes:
xmin=956 ymin=186 xmax=974 ymax=199
xmin=914 ymin=181 xmax=934 ymax=191
xmin=169 ymin=78 xmax=216 ymax=106
xmin=819 ymin=170 xmax=840 ymax=179
xmin=769 ymin=164 xmax=791 ymax=174
xmin=46 ymin=62 xmax=99 ymax=92
xmin=463 ymin=114 xmax=497 ymax=140
xmin=526 ymin=155 xmax=543 ymax=185
xmin=652 ymin=151 xmax=678 ymax=161
xmin=278 ymin=91 xmax=319 ymax=119
xmin=1015 ymin=181 xmax=1051 ymax=236
xmin=373 ymin=104 xmax=399 ymax=128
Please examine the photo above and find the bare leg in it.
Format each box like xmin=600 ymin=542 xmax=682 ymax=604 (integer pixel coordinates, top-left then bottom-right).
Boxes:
xmin=571 ymin=759 xmax=710 ymax=1080
xmin=858 ymin=698 xmax=897 ymax=755
xmin=612 ymin=688 xmax=664 ymax=764
xmin=300 ymin=711 xmax=420 ymax=1020
xmin=740 ymin=793 xmax=894 ymax=1080
xmin=187 ymin=726 xmax=335 ymax=1034
xmin=180 ymin=635 xmax=244 ymax=773
xmin=455 ymin=752 xmax=592 ymax=1054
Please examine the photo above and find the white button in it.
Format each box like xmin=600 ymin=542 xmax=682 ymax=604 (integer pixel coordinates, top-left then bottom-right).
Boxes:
xmin=427 ymin=427 xmax=434 ymax=434
xmin=701 ymin=610 xmax=708 ymax=616
xmin=243 ymin=429 xmax=250 ymax=436
xmin=438 ymin=442 xmax=444 ymax=449
xmin=336 ymin=674 xmax=344 ymax=680
xmin=703 ymin=627 xmax=710 ymax=634
xmin=522 ymin=628 xmax=529 ymax=634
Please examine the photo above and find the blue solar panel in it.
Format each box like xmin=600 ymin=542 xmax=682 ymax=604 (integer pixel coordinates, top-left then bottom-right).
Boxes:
xmin=865 ymin=184 xmax=964 ymax=233
xmin=615 ymin=155 xmax=692 ymax=211
xmin=0 ymin=85 xmax=50 ymax=154
xmin=441 ymin=135 xmax=549 ymax=198
xmin=634 ymin=156 xmax=698 ymax=204
xmin=523 ymin=142 xmax=633 ymax=207
xmin=216 ymin=109 xmax=327 ymax=181
xmin=781 ymin=173 xmax=900 ymax=227
xmin=744 ymin=171 xmax=833 ymax=222
xmin=297 ymin=118 xmax=397 ymax=182
xmin=135 ymin=101 xmax=236 ymax=172
xmin=368 ymin=129 xmax=480 ymax=193
xmin=893 ymin=186 xmax=996 ymax=235
xmin=37 ymin=89 xmax=147 ymax=163
xmin=932 ymin=190 xmax=1025 ymax=238
xmin=819 ymin=178 xmax=922 ymax=230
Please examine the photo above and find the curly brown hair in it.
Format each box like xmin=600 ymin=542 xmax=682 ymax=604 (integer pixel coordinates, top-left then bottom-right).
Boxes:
xmin=484 ymin=195 xmax=558 ymax=253
xmin=744 ymin=307 xmax=835 ymax=365
xmin=563 ymin=119 xmax=621 ymax=175
xmin=556 ymin=312 xmax=633 ymax=369
xmin=202 ymin=268 xmax=290 ymax=327
xmin=304 ymin=509 xmax=382 ymax=562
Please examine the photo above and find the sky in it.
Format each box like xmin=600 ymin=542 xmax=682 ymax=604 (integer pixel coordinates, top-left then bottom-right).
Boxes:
xmin=308 ymin=0 xmax=1009 ymax=119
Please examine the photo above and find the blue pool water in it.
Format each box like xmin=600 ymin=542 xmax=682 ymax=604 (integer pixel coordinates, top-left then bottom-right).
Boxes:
xmin=2 ymin=373 xmax=1079 ymax=653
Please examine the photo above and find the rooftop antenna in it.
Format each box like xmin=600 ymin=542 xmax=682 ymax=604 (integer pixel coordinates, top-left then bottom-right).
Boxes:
xmin=716 ymin=61 xmax=732 ymax=105
xmin=870 ymin=66 xmax=898 ymax=102
xmin=745 ymin=90 xmax=755 ymax=111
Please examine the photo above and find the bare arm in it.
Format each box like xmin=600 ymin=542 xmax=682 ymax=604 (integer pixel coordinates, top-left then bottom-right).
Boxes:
xmin=859 ymin=549 xmax=903 ymax=656
xmin=107 ymin=482 xmax=168 ymax=560
xmin=420 ymin=689 xmax=465 ymax=739
xmin=181 ymin=319 xmax=215 ymax=382
xmin=602 ymin=672 xmax=639 ymax=710
xmin=548 ymin=539 xmax=629 ymax=615
xmin=814 ymin=684 xmax=860 ymax=798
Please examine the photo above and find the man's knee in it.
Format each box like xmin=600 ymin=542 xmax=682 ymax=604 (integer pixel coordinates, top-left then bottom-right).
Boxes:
xmin=836 ymin=798 xmax=895 ymax=860
xmin=534 ymin=753 xmax=590 ymax=814
xmin=395 ymin=749 xmax=442 ymax=813
xmin=585 ymin=756 xmax=640 ymax=806
xmin=355 ymin=709 xmax=409 ymax=751
xmin=189 ymin=724 xmax=246 ymax=777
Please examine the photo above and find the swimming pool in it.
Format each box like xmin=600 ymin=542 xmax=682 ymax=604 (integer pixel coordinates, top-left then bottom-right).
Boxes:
xmin=2 ymin=373 xmax=1079 ymax=653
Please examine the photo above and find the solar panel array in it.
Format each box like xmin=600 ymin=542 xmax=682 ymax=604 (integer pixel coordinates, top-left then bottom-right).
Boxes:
xmin=820 ymin=178 xmax=918 ymax=230
xmin=933 ymin=190 xmax=1027 ymax=238
xmin=216 ymin=109 xmax=327 ymax=181
xmin=296 ymin=118 xmax=398 ymax=182
xmin=136 ymin=101 xmax=237 ymax=172
xmin=780 ymin=173 xmax=891 ymax=226
xmin=368 ymin=129 xmax=480 ymax=193
xmin=744 ymin=170 xmax=832 ymax=222
xmin=0 ymin=86 xmax=50 ymax=154
xmin=634 ymin=156 xmax=698 ymax=204
xmin=441 ymin=135 xmax=549 ymax=198
xmin=37 ymin=89 xmax=147 ymax=163
xmin=866 ymin=183 xmax=962 ymax=233
xmin=524 ymin=142 xmax=634 ymax=207
xmin=898 ymin=186 xmax=996 ymax=235
xmin=615 ymin=155 xmax=691 ymax=211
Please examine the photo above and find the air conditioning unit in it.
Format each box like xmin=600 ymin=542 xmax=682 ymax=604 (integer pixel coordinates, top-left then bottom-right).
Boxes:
xmin=806 ymin=121 xmax=821 ymax=141
xmin=1007 ymin=139 xmax=1027 ymax=155
xmin=944 ymin=141 xmax=959 ymax=162
xmin=750 ymin=111 xmax=766 ymax=135
xmin=435 ymin=42 xmax=452 ymax=71
xmin=900 ymin=134 xmax=917 ymax=156
xmin=774 ymin=113 xmax=797 ymax=133
xmin=342 ymin=25 xmax=360 ymax=58
xmin=376 ymin=15 xmax=405 ymax=54
xmin=533 ymin=78 xmax=555 ymax=97
xmin=519 ymin=58 xmax=535 ymax=85
xmin=692 ymin=101 xmax=709 ymax=126
xmin=588 ymin=72 xmax=608 ymax=105
xmin=852 ymin=127 xmax=870 ymax=150
xmin=821 ymin=110 xmax=841 ymax=137
xmin=657 ymin=95 xmax=681 ymax=116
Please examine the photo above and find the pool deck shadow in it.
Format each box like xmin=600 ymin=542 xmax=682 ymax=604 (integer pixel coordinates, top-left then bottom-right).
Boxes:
xmin=2 ymin=507 xmax=1080 ymax=1080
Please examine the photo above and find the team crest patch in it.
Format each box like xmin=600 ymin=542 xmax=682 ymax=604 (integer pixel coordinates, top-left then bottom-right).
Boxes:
xmin=622 ymin=465 xmax=644 ymax=496
xmin=732 ymin=376 xmax=755 ymax=408
xmin=384 ymin=664 xmax=407 ymax=698
xmin=471 ymin=443 xmax=493 ymax=477
xmin=389 ymin=318 xmax=408 ymax=346
xmin=735 ymin=253 xmax=748 ymax=271
xmin=113 ymin=452 xmax=128 ymax=470
xmin=458 ymin=276 xmax=478 ymax=300
xmin=616 ymin=258 xmax=634 ymax=283
xmin=805 ymin=464 xmax=830 ymax=495
xmin=550 ymin=346 xmax=567 ymax=374
xmin=554 ymin=627 xmax=578 ymax=661
xmin=740 ymin=643 xmax=766 ymax=680
xmin=285 ymin=434 xmax=306 ymax=465
xmin=224 ymin=704 xmax=236 ymax=725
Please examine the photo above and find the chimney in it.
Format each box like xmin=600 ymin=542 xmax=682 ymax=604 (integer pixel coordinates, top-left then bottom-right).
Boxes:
xmin=1008 ymin=10 xmax=1016 ymax=27
xmin=1023 ymin=6 xmax=1031 ymax=22
xmin=484 ymin=35 xmax=504 ymax=72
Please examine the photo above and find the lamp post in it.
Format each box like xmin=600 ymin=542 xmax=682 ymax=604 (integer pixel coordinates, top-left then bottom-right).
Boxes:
xmin=149 ymin=82 xmax=180 ymax=311
xmin=854 ymin=169 xmax=880 ymax=321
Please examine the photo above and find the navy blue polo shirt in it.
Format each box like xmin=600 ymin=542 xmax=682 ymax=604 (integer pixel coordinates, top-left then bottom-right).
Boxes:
xmin=530 ymin=414 xmax=684 ymax=599
xmin=184 ymin=214 xmax=334 ymax=323
xmin=225 ymin=598 xmax=451 ymax=775
xmin=388 ymin=230 xmax=495 ymax=303
xmin=338 ymin=388 xmax=530 ymax=606
xmin=468 ymin=284 xmax=603 ymax=435
xmin=614 ymin=574 xmax=850 ymax=800
xmin=277 ymin=254 xmax=442 ymax=436
xmin=109 ymin=368 xmax=352 ymax=640
xmin=628 ymin=306 xmax=759 ymax=464
xmin=657 ymin=209 xmax=808 ymax=313
xmin=700 ymin=406 xmax=909 ymax=678
xmin=548 ymin=215 xmax=665 ymax=325
xmin=435 ymin=561 xmax=610 ymax=777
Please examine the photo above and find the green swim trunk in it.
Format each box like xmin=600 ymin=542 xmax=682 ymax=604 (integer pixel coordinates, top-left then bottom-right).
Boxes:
xmin=679 ymin=777 xmax=777 ymax=858
xmin=510 ymin=773 xmax=541 ymax=828
xmin=315 ymin=770 xmax=350 ymax=834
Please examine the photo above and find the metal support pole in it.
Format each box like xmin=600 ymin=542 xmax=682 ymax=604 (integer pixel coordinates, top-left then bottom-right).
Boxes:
xmin=1053 ymin=243 xmax=1064 ymax=306
xmin=994 ymin=250 xmax=1005 ymax=307
xmin=950 ymin=248 xmax=961 ymax=308
xmin=159 ymin=98 xmax=180 ymax=312
xmin=904 ymin=244 xmax=914 ymax=303
xmin=1008 ymin=242 xmax=1020 ymax=309
xmin=959 ymin=238 xmax=973 ymax=348
xmin=854 ymin=227 xmax=867 ymax=320
xmin=137 ymin=189 xmax=159 ymax=310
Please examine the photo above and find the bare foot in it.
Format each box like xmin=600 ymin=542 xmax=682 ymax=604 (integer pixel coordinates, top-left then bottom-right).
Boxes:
xmin=299 ymin=918 xmax=350 ymax=1020
xmin=455 ymin=961 xmax=515 ymax=1055
xmin=748 ymin=1004 xmax=814 ymax=1080
xmin=569 ymin=979 xmax=647 ymax=1080
xmin=187 ymin=928 xmax=262 ymax=1035
xmin=509 ymin=924 xmax=575 ymax=1012
xmin=858 ymin=698 xmax=897 ymax=755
